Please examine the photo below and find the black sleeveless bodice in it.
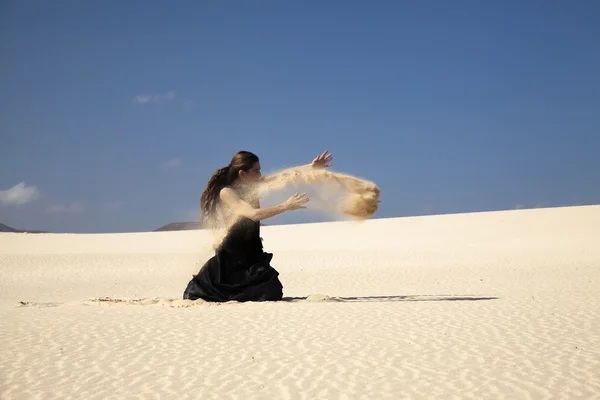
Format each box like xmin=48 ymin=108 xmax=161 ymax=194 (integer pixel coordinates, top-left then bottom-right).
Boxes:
xmin=218 ymin=186 xmax=263 ymax=261
xmin=219 ymin=216 xmax=263 ymax=262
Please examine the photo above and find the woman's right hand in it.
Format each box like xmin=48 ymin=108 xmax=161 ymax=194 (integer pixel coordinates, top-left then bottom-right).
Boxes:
xmin=283 ymin=192 xmax=310 ymax=210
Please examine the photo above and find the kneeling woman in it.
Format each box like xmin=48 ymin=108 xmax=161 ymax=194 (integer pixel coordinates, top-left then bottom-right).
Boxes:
xmin=183 ymin=150 xmax=332 ymax=302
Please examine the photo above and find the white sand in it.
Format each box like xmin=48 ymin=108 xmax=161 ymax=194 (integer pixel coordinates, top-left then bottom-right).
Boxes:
xmin=1 ymin=205 xmax=599 ymax=399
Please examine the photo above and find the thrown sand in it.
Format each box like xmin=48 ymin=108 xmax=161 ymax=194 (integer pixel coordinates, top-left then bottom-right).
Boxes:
xmin=1 ymin=205 xmax=600 ymax=399
xmin=208 ymin=166 xmax=381 ymax=249
xmin=258 ymin=167 xmax=381 ymax=220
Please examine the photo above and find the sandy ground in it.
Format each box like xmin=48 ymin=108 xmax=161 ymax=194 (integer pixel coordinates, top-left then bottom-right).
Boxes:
xmin=1 ymin=205 xmax=599 ymax=399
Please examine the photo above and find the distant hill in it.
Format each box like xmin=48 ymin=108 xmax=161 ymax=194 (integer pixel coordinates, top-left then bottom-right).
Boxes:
xmin=153 ymin=221 xmax=205 ymax=232
xmin=0 ymin=223 xmax=48 ymax=233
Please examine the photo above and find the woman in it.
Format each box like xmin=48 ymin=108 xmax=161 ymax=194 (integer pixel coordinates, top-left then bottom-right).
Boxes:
xmin=183 ymin=150 xmax=333 ymax=302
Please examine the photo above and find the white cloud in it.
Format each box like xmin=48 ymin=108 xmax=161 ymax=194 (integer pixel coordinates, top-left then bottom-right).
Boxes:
xmin=0 ymin=182 xmax=40 ymax=206
xmin=134 ymin=95 xmax=151 ymax=104
xmin=163 ymin=158 xmax=182 ymax=168
xmin=133 ymin=91 xmax=176 ymax=105
xmin=46 ymin=202 xmax=85 ymax=214
xmin=109 ymin=200 xmax=123 ymax=208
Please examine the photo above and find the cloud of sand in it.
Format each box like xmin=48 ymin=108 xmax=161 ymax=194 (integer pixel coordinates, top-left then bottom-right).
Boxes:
xmin=257 ymin=167 xmax=381 ymax=221
xmin=204 ymin=166 xmax=381 ymax=250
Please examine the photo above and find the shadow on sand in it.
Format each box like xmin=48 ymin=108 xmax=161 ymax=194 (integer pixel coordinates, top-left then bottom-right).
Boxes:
xmin=14 ymin=295 xmax=498 ymax=308
xmin=282 ymin=294 xmax=498 ymax=303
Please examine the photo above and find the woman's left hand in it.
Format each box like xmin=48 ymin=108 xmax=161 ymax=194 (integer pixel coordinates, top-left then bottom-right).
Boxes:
xmin=311 ymin=150 xmax=333 ymax=169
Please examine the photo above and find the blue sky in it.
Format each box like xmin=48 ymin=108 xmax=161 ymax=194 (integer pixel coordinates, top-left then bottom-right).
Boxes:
xmin=1 ymin=1 xmax=599 ymax=233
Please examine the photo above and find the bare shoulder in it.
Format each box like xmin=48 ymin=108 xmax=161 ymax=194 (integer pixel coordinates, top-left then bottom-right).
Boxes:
xmin=219 ymin=186 xmax=239 ymax=201
xmin=219 ymin=186 xmax=236 ymax=196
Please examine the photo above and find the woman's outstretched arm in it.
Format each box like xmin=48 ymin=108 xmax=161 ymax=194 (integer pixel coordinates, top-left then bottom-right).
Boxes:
xmin=292 ymin=150 xmax=334 ymax=170
xmin=261 ymin=150 xmax=334 ymax=184
xmin=219 ymin=187 xmax=309 ymax=222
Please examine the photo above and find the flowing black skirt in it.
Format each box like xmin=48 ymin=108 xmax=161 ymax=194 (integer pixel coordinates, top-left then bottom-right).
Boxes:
xmin=183 ymin=249 xmax=283 ymax=302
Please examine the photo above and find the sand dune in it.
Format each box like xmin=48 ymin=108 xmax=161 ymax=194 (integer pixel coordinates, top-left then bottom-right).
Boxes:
xmin=1 ymin=205 xmax=600 ymax=399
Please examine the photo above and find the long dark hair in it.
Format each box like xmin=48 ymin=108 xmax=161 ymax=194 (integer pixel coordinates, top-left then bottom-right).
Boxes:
xmin=200 ymin=151 xmax=259 ymax=228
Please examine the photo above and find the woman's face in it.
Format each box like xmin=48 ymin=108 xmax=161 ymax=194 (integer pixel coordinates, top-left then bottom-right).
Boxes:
xmin=239 ymin=161 xmax=262 ymax=183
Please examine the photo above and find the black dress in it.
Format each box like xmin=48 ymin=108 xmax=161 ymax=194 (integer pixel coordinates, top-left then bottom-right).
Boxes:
xmin=183 ymin=202 xmax=284 ymax=302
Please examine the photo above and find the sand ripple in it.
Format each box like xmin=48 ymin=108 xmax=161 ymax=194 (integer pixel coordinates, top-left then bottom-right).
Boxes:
xmin=1 ymin=206 xmax=600 ymax=398
xmin=2 ymin=293 xmax=599 ymax=399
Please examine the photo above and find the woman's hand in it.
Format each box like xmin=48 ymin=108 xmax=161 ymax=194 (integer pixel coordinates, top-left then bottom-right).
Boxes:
xmin=311 ymin=150 xmax=333 ymax=169
xmin=283 ymin=192 xmax=310 ymax=210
